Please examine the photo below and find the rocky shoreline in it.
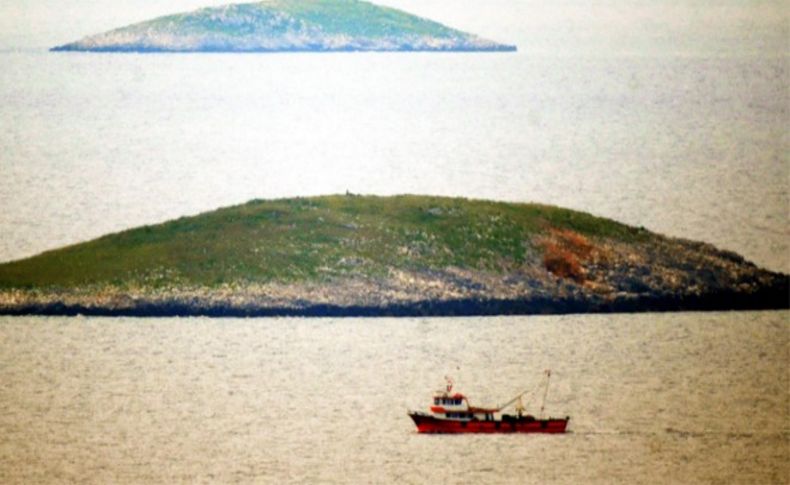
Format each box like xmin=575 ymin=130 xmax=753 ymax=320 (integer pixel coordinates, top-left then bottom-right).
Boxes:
xmin=0 ymin=287 xmax=786 ymax=318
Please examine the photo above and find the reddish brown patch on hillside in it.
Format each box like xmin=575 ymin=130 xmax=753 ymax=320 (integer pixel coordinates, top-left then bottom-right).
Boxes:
xmin=539 ymin=229 xmax=602 ymax=283
xmin=543 ymin=242 xmax=585 ymax=281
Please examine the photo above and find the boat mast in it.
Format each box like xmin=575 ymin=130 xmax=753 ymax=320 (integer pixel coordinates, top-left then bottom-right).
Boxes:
xmin=539 ymin=369 xmax=551 ymax=419
xmin=444 ymin=375 xmax=454 ymax=393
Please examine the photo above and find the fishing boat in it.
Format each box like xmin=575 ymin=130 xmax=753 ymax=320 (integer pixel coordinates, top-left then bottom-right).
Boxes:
xmin=408 ymin=371 xmax=569 ymax=434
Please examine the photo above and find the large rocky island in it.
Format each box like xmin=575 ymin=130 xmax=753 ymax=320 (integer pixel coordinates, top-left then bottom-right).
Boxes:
xmin=51 ymin=0 xmax=515 ymax=53
xmin=0 ymin=195 xmax=786 ymax=317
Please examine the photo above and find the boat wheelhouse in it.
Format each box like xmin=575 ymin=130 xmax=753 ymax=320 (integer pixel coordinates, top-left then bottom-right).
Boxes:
xmin=409 ymin=372 xmax=569 ymax=434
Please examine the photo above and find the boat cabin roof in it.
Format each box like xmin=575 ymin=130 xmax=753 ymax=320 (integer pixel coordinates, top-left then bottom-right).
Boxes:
xmin=433 ymin=392 xmax=465 ymax=400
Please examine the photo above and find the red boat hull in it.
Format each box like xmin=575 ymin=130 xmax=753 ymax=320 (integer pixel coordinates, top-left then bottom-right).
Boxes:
xmin=409 ymin=412 xmax=569 ymax=434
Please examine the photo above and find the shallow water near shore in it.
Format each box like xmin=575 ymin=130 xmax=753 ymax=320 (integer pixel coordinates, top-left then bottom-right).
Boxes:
xmin=0 ymin=311 xmax=787 ymax=483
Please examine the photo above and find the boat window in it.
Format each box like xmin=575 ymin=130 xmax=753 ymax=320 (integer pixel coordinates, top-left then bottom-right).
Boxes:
xmin=455 ymin=399 xmax=462 ymax=405
xmin=434 ymin=398 xmax=440 ymax=405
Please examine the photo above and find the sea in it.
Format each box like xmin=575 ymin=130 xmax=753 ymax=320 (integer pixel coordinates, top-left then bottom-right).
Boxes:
xmin=0 ymin=46 xmax=788 ymax=483
xmin=0 ymin=313 xmax=787 ymax=484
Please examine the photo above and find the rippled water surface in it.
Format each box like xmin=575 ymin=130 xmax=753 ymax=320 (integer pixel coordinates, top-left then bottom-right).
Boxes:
xmin=0 ymin=312 xmax=787 ymax=483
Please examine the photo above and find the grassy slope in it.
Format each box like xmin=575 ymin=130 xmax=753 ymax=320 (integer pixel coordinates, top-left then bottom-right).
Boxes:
xmin=269 ymin=0 xmax=460 ymax=37
xmin=113 ymin=1 xmax=467 ymax=40
xmin=0 ymin=195 xmax=646 ymax=290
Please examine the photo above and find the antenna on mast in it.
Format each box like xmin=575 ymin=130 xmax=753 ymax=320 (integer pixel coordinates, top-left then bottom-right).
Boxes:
xmin=444 ymin=375 xmax=454 ymax=393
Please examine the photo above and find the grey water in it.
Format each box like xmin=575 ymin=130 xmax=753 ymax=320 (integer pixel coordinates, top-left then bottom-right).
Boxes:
xmin=1 ymin=40 xmax=789 ymax=483
xmin=0 ymin=312 xmax=787 ymax=484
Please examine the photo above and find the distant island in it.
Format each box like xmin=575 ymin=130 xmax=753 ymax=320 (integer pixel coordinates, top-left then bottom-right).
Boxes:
xmin=50 ymin=0 xmax=516 ymax=53
xmin=0 ymin=195 xmax=786 ymax=317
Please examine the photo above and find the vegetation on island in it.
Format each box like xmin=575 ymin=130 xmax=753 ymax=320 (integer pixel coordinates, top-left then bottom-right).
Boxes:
xmin=0 ymin=194 xmax=785 ymax=316
xmin=51 ymin=0 xmax=516 ymax=53
xmin=0 ymin=195 xmax=643 ymax=289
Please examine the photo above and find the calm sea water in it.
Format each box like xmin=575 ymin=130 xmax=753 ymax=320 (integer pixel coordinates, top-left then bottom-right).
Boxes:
xmin=0 ymin=51 xmax=787 ymax=272
xmin=0 ymin=312 xmax=787 ymax=484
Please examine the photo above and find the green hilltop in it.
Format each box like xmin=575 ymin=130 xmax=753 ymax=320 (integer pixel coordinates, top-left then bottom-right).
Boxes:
xmin=0 ymin=195 xmax=642 ymax=290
